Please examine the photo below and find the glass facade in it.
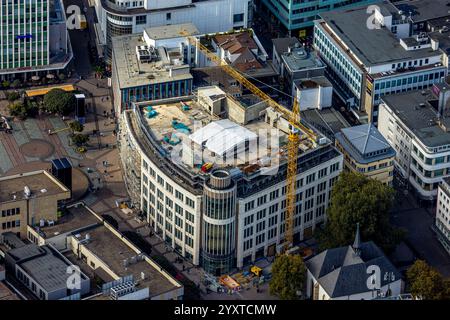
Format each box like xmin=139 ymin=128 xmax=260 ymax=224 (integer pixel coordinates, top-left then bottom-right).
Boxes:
xmin=0 ymin=0 xmax=49 ymax=70
xmin=202 ymin=170 xmax=236 ymax=275
xmin=106 ymin=12 xmax=133 ymax=59
xmin=261 ymin=0 xmax=378 ymax=31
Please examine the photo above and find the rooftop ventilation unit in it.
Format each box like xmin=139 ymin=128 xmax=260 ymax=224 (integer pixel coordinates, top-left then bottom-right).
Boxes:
xmin=110 ymin=281 xmax=136 ymax=300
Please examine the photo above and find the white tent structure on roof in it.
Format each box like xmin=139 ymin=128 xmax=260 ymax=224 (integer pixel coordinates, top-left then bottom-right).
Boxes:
xmin=189 ymin=119 xmax=257 ymax=157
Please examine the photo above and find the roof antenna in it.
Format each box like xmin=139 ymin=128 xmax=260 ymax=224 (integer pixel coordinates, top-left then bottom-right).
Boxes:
xmin=353 ymin=223 xmax=361 ymax=256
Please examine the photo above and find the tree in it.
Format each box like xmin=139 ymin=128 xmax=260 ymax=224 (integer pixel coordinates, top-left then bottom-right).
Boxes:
xmin=10 ymin=79 xmax=21 ymax=89
xmin=269 ymin=254 xmax=306 ymax=300
xmin=7 ymin=91 xmax=20 ymax=102
xmin=2 ymin=80 xmax=10 ymax=89
xmin=71 ymin=133 xmax=89 ymax=146
xmin=8 ymin=99 xmax=37 ymax=119
xmin=9 ymin=101 xmax=28 ymax=119
xmin=317 ymin=172 xmax=403 ymax=252
xmin=407 ymin=260 xmax=450 ymax=300
xmin=43 ymin=89 xmax=76 ymax=115
xmin=69 ymin=120 xmax=84 ymax=133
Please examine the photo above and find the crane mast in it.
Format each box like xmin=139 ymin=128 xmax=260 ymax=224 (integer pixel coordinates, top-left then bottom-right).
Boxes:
xmin=183 ymin=32 xmax=317 ymax=251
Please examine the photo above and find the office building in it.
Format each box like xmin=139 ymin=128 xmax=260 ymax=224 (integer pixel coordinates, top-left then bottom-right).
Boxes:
xmin=2 ymin=233 xmax=91 ymax=300
xmin=335 ymin=124 xmax=396 ymax=186
xmin=272 ymin=37 xmax=326 ymax=95
xmin=111 ymin=24 xmax=196 ymax=112
xmin=118 ymin=86 xmax=343 ymax=274
xmin=0 ymin=170 xmax=71 ymax=238
xmin=435 ymin=178 xmax=450 ymax=255
xmin=259 ymin=0 xmax=379 ymax=34
xmin=93 ymin=0 xmax=253 ymax=60
xmin=314 ymin=2 xmax=447 ymax=123
xmin=378 ymin=84 xmax=450 ymax=200
xmin=0 ymin=0 xmax=72 ymax=80
xmin=26 ymin=203 xmax=184 ymax=300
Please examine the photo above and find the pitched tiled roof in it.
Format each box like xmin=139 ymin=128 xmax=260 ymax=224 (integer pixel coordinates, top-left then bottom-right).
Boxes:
xmin=306 ymin=241 xmax=401 ymax=298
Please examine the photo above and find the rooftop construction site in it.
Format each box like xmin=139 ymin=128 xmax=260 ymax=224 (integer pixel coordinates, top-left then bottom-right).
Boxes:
xmin=123 ymin=83 xmax=332 ymax=195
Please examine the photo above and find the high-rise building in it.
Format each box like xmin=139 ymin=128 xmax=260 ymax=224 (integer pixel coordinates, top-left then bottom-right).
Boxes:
xmin=313 ymin=2 xmax=447 ymax=124
xmin=0 ymin=0 xmax=72 ymax=80
xmin=259 ymin=0 xmax=379 ymax=34
xmin=118 ymin=87 xmax=343 ymax=274
xmin=0 ymin=0 xmax=49 ymax=70
xmin=378 ymin=84 xmax=450 ymax=200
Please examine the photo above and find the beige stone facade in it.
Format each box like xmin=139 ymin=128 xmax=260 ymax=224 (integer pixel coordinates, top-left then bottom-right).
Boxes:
xmin=0 ymin=170 xmax=70 ymax=238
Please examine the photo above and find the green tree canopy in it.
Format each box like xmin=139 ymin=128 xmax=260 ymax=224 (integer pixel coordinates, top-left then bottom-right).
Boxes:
xmin=317 ymin=172 xmax=403 ymax=252
xmin=9 ymin=101 xmax=28 ymax=119
xmin=71 ymin=133 xmax=89 ymax=146
xmin=43 ymin=89 xmax=76 ymax=115
xmin=7 ymin=91 xmax=20 ymax=102
xmin=69 ymin=120 xmax=84 ymax=133
xmin=407 ymin=260 xmax=450 ymax=300
xmin=9 ymin=99 xmax=37 ymax=119
xmin=269 ymin=254 xmax=306 ymax=300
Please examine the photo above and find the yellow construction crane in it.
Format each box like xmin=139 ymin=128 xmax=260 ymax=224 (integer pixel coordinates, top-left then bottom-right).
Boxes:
xmin=182 ymin=31 xmax=317 ymax=250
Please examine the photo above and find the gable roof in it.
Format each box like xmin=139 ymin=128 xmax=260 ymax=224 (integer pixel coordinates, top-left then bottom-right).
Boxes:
xmin=306 ymin=241 xmax=401 ymax=298
xmin=213 ymin=32 xmax=257 ymax=54
xmin=232 ymin=48 xmax=263 ymax=72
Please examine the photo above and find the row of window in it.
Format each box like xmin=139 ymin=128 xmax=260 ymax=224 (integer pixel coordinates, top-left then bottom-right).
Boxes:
xmin=1 ymin=207 xmax=20 ymax=217
xmin=1 ymin=219 xmax=20 ymax=230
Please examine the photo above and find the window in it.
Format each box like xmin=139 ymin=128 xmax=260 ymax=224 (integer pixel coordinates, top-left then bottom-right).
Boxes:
xmin=175 ymin=190 xmax=184 ymax=201
xmin=306 ymin=173 xmax=316 ymax=184
xmin=136 ymin=15 xmax=146 ymax=25
xmin=233 ymin=13 xmax=244 ymax=23
xmin=186 ymin=197 xmax=195 ymax=209
xmin=245 ymin=200 xmax=255 ymax=212
xmin=186 ymin=211 xmax=194 ymax=223
xmin=244 ymin=215 xmax=254 ymax=226
xmin=166 ymin=13 xmax=171 ymax=21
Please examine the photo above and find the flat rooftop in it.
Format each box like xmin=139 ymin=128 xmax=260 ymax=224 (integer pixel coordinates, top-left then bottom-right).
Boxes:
xmin=7 ymin=243 xmax=80 ymax=294
xmin=381 ymin=89 xmax=450 ymax=148
xmin=272 ymin=37 xmax=300 ymax=58
xmin=394 ymin=0 xmax=450 ymax=23
xmin=302 ymin=108 xmax=350 ymax=140
xmin=144 ymin=23 xmax=199 ymax=40
xmin=76 ymin=225 xmax=178 ymax=297
xmin=112 ymin=33 xmax=193 ymax=89
xmin=39 ymin=206 xmax=100 ymax=238
xmin=136 ymin=99 xmax=288 ymax=176
xmin=0 ymin=170 xmax=69 ymax=204
xmin=295 ymin=76 xmax=332 ymax=90
xmin=319 ymin=4 xmax=440 ymax=66
xmin=282 ymin=47 xmax=323 ymax=72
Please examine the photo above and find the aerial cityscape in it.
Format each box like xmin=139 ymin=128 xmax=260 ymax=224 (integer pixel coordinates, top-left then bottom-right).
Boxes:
xmin=1 ymin=0 xmax=450 ymax=307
